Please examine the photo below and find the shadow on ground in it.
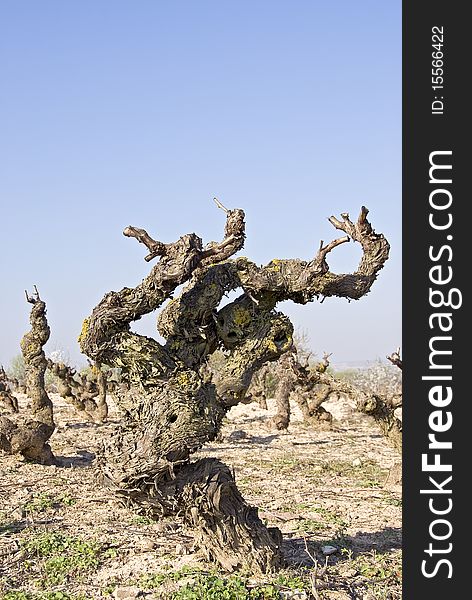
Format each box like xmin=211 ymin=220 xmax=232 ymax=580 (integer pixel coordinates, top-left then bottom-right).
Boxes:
xmin=283 ymin=526 xmax=402 ymax=566
xmin=55 ymin=449 xmax=96 ymax=468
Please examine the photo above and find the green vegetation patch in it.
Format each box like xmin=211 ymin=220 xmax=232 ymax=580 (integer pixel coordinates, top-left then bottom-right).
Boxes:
xmin=139 ymin=566 xmax=312 ymax=599
xmin=23 ymin=493 xmax=76 ymax=515
xmin=337 ymin=549 xmax=402 ymax=599
xmin=2 ymin=592 xmax=86 ymax=600
xmin=351 ymin=549 xmax=402 ymax=580
xmin=295 ymin=506 xmax=348 ymax=536
xmin=20 ymin=531 xmax=105 ymax=589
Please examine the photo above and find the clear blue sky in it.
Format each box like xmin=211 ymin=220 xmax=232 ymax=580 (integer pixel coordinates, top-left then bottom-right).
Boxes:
xmin=0 ymin=1 xmax=401 ymax=368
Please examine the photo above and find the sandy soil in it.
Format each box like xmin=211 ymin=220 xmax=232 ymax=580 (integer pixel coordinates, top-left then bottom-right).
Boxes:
xmin=1 ymin=393 xmax=401 ymax=599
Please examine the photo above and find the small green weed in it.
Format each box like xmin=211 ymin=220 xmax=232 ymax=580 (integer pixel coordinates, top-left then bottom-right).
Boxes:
xmin=130 ymin=514 xmax=154 ymax=525
xmin=139 ymin=572 xmax=168 ymax=589
xmin=296 ymin=518 xmax=327 ymax=533
xmin=21 ymin=531 xmax=103 ymax=587
xmin=312 ymin=507 xmax=348 ymax=528
xmin=2 ymin=592 xmax=86 ymax=599
xmin=352 ymin=549 xmax=402 ymax=580
xmin=336 ymin=549 xmax=402 ymax=599
xmin=23 ymin=492 xmax=76 ymax=515
xmin=101 ymin=581 xmax=119 ymax=596
xmin=295 ymin=506 xmax=348 ymax=536
xmin=172 ymin=573 xmax=280 ymax=600
xmin=384 ymin=497 xmax=402 ymax=507
xmin=24 ymin=493 xmax=54 ymax=514
xmin=272 ymin=572 xmax=311 ymax=591
xmin=57 ymin=494 xmax=76 ymax=507
xmin=139 ymin=567 xmax=310 ymax=599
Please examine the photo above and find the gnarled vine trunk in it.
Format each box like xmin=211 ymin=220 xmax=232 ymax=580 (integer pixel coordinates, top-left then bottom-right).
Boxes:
xmin=46 ymin=360 xmax=109 ymax=423
xmin=0 ymin=366 xmax=19 ymax=413
xmin=270 ymin=358 xmax=294 ymax=430
xmin=313 ymin=370 xmax=402 ymax=452
xmin=0 ymin=289 xmax=55 ymax=464
xmin=245 ymin=363 xmax=270 ymax=410
xmin=289 ymin=351 xmax=334 ymax=428
xmin=253 ymin=350 xmax=335 ymax=430
xmin=79 ymin=201 xmax=389 ymax=571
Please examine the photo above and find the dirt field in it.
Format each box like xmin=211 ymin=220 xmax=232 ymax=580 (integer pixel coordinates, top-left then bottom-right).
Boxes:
xmin=1 ymin=393 xmax=401 ymax=599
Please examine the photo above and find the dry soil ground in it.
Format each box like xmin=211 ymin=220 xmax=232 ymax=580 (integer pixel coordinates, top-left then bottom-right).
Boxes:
xmin=1 ymin=393 xmax=401 ymax=600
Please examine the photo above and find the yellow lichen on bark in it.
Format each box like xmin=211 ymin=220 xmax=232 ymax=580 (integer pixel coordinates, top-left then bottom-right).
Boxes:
xmin=78 ymin=318 xmax=89 ymax=344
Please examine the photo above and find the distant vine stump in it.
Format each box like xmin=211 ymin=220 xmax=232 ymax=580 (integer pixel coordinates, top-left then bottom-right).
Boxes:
xmin=310 ymin=363 xmax=402 ymax=486
xmin=269 ymin=353 xmax=295 ymax=429
xmin=256 ymin=349 xmax=335 ymax=430
xmin=79 ymin=201 xmax=389 ymax=571
xmin=0 ymin=288 xmax=56 ymax=464
xmin=311 ymin=370 xmax=402 ymax=452
xmin=0 ymin=366 xmax=19 ymax=413
xmin=47 ymin=360 xmax=109 ymax=423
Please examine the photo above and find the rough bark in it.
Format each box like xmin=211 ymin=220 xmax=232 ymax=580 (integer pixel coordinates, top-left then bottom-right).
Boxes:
xmin=0 ymin=289 xmax=55 ymax=464
xmin=245 ymin=364 xmax=270 ymax=409
xmin=95 ymin=368 xmax=109 ymax=422
xmin=255 ymin=350 xmax=334 ymax=430
xmin=381 ymin=350 xmax=402 ymax=485
xmin=270 ymin=353 xmax=295 ymax=430
xmin=315 ymin=371 xmax=402 ymax=452
xmin=387 ymin=348 xmax=403 ymax=370
xmin=78 ymin=203 xmax=389 ymax=571
xmin=0 ymin=366 xmax=19 ymax=413
xmin=291 ymin=353 xmax=334 ymax=427
xmin=46 ymin=360 xmax=109 ymax=422
xmin=104 ymin=457 xmax=283 ymax=571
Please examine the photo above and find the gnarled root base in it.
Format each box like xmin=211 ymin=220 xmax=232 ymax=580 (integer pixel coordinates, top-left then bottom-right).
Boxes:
xmin=0 ymin=416 xmax=55 ymax=464
xmin=177 ymin=459 xmax=284 ymax=572
xmin=106 ymin=458 xmax=284 ymax=573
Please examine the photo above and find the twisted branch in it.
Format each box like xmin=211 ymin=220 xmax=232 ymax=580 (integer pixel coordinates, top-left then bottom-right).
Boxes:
xmin=387 ymin=348 xmax=402 ymax=370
